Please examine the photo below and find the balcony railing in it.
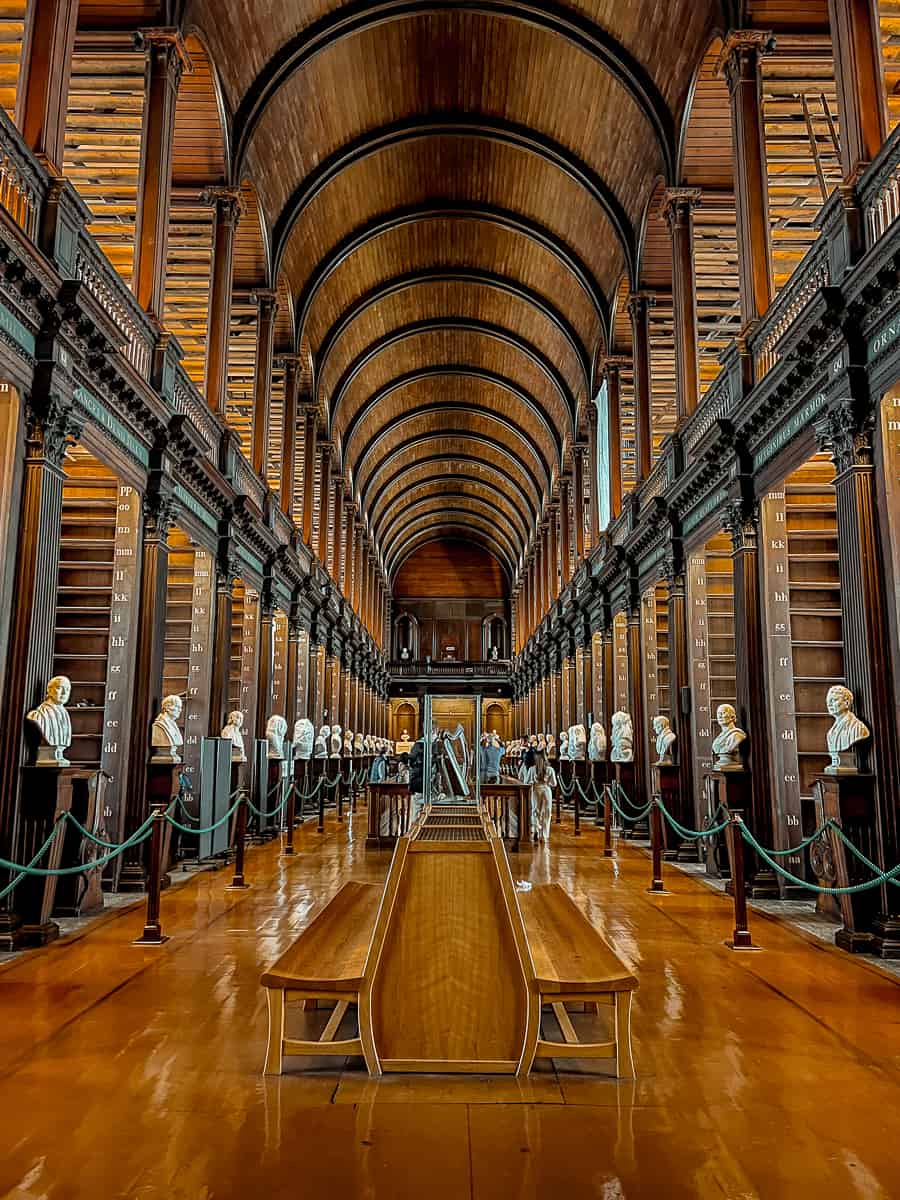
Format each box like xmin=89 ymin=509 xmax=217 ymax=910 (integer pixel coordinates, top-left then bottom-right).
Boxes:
xmin=0 ymin=108 xmax=45 ymax=243
xmin=860 ymin=122 xmax=900 ymax=252
xmin=749 ymin=236 xmax=830 ymax=380
xmin=74 ymin=228 xmax=156 ymax=381
xmin=172 ymin=364 xmax=219 ymax=456
xmin=390 ymin=659 xmax=510 ymax=678
xmin=681 ymin=369 xmax=733 ymax=461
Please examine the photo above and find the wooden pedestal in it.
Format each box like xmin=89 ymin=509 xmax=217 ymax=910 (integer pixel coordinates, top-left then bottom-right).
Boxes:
xmin=714 ymin=767 xmax=779 ymax=900
xmin=652 ymin=762 xmax=680 ymax=861
xmin=815 ymin=772 xmax=885 ymax=954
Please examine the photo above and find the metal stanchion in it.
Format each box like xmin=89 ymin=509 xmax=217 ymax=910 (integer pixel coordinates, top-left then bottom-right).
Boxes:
xmin=133 ymin=805 xmax=169 ymax=946
xmin=724 ymin=812 xmax=759 ymax=950
xmin=227 ymin=790 xmax=250 ymax=890
xmin=647 ymin=800 xmax=670 ymax=894
xmin=283 ymin=778 xmax=297 ymax=856
xmin=603 ymin=784 xmax=613 ymax=858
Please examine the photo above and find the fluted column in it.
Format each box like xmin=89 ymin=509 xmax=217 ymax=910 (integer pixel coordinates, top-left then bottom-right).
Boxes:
xmin=828 ymin=0 xmax=886 ymax=181
xmin=662 ymin=188 xmax=701 ymax=422
xmin=300 ymin=407 xmax=317 ymax=544
xmin=603 ymin=358 xmax=626 ymax=520
xmin=279 ymin=355 xmax=300 ymax=514
xmin=203 ymin=187 xmax=242 ymax=412
xmin=17 ymin=0 xmax=78 ymax=173
xmin=251 ymin=290 xmax=278 ymax=477
xmin=628 ymin=291 xmax=655 ymax=481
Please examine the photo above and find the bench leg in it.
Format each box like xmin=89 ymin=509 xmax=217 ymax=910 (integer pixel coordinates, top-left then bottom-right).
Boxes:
xmin=614 ymin=992 xmax=635 ymax=1079
xmin=264 ymin=988 xmax=285 ymax=1076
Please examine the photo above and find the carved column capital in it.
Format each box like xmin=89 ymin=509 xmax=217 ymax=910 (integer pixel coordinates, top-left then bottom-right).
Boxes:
xmin=814 ymin=403 xmax=875 ymax=473
xmin=627 ymin=290 xmax=657 ymax=320
xmin=25 ymin=395 xmax=82 ymax=468
xmin=200 ymin=185 xmax=244 ymax=229
xmin=722 ymin=498 xmax=759 ymax=552
xmin=135 ymin=26 xmax=193 ymax=88
xmin=661 ymin=187 xmax=702 ymax=230
xmin=250 ymin=287 xmax=279 ymax=321
xmin=716 ymin=29 xmax=776 ymax=92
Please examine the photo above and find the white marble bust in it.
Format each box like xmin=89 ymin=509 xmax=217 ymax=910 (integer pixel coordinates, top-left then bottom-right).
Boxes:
xmin=546 ymin=732 xmax=557 ymax=759
xmin=653 ymin=715 xmax=676 ymax=764
xmin=711 ymin=703 xmax=746 ymax=769
xmin=353 ymin=732 xmax=364 ymax=756
xmin=151 ymin=694 xmax=183 ymax=763
xmin=568 ymin=724 xmax=587 ymax=761
xmin=330 ymin=724 xmax=343 ymax=758
xmin=221 ymin=710 xmax=246 ymax=763
xmin=266 ymin=714 xmax=288 ymax=760
xmin=588 ymin=722 xmax=607 ymax=762
xmin=314 ymin=725 xmax=330 ymax=758
xmin=558 ymin=730 xmax=569 ymax=760
xmin=826 ymin=685 xmax=870 ymax=772
xmin=343 ymin=728 xmax=354 ymax=757
xmin=610 ymin=711 xmax=633 ymax=764
xmin=26 ymin=675 xmax=72 ymax=766
xmin=293 ymin=717 xmax=315 ymax=760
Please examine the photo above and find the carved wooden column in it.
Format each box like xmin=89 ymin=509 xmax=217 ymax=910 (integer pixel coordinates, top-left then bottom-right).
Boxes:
xmin=285 ymin=612 xmax=301 ymax=732
xmin=547 ymin=503 xmax=559 ymax=602
xmin=665 ymin=556 xmax=696 ymax=846
xmin=827 ymin=0 xmax=887 ymax=181
xmin=255 ymin=584 xmax=274 ymax=738
xmin=203 ymin=187 xmax=242 ymax=412
xmin=316 ymin=442 xmax=332 ymax=566
xmin=132 ymin=29 xmax=189 ymax=321
xmin=559 ymin=475 xmax=573 ymax=586
xmin=209 ymin=556 xmax=234 ymax=736
xmin=0 ymin=392 xmax=78 ymax=945
xmin=16 ymin=0 xmax=78 ymax=173
xmin=718 ymin=31 xmax=775 ymax=327
xmin=600 ymin=625 xmax=614 ymax=729
xmin=300 ymin=406 xmax=317 ymax=543
xmin=119 ymin=484 xmax=175 ymax=890
xmin=584 ymin=400 xmax=601 ymax=547
xmin=723 ymin=499 xmax=778 ymax=895
xmin=251 ymin=289 xmax=278 ymax=477
xmin=602 ymin=360 xmax=625 ymax=521
xmin=662 ymin=188 xmax=702 ymax=422
xmin=626 ymin=593 xmax=648 ymax=807
xmin=279 ymin=355 xmax=300 ymax=514
xmin=817 ymin=405 xmax=900 ymax=952
xmin=628 ymin=292 xmax=655 ymax=481
xmin=571 ymin=447 xmax=585 ymax=561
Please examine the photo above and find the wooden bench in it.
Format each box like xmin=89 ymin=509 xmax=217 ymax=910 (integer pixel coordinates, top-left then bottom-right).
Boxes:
xmin=260 ymin=881 xmax=380 ymax=1074
xmin=518 ymin=883 xmax=638 ymax=1077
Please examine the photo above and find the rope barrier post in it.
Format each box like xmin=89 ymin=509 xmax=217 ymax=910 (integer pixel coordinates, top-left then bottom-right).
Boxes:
xmin=603 ymin=785 xmax=613 ymax=857
xmin=227 ymin=789 xmax=250 ymax=890
xmin=283 ymin=778 xmax=297 ymax=856
xmin=317 ymin=777 xmax=326 ymax=834
xmin=725 ymin=811 xmax=758 ymax=951
xmin=573 ymin=774 xmax=581 ymax=837
xmin=133 ymin=805 xmax=169 ymax=946
xmin=647 ymin=799 xmax=670 ymax=894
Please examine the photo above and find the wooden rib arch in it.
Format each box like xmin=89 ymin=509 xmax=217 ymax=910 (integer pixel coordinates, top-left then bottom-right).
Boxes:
xmin=373 ymin=477 xmax=530 ymax=548
xmin=363 ymin=435 xmax=544 ymax=523
xmin=383 ymin=504 xmax=522 ymax=571
xmin=391 ymin=531 xmax=512 ymax=588
xmin=294 ymin=203 xmax=610 ymax=345
xmin=316 ymin=267 xmax=591 ymax=405
xmin=354 ymin=413 xmax=553 ymax=507
xmin=369 ymin=454 xmax=539 ymax=530
xmin=231 ymin=0 xmax=676 ymax=184
xmin=271 ymin=116 xmax=638 ymax=285
xmin=328 ymin=317 xmax=575 ymax=433
xmin=380 ymin=493 xmax=525 ymax=560
xmin=341 ymin=371 xmax=562 ymax=479
xmin=386 ymin=519 xmax=517 ymax=582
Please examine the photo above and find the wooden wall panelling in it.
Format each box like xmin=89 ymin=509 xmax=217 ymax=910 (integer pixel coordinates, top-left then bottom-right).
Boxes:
xmin=271 ymin=608 xmax=288 ymax=717
xmin=613 ymin=611 xmax=629 ymax=715
xmin=63 ymin=38 xmax=146 ymax=285
xmin=0 ymin=2 xmax=28 ymax=119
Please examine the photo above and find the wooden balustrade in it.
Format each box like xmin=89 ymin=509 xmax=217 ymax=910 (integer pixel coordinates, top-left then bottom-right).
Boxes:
xmin=860 ymin=123 xmax=900 ymax=251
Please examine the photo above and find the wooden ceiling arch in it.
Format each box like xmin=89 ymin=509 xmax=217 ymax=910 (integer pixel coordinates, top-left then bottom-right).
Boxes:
xmin=391 ymin=530 xmax=512 ymax=588
xmin=227 ymin=1 xmax=678 ymax=181
xmin=270 ymin=115 xmax=638 ymax=286
xmin=329 ymin=317 xmax=574 ymax=434
xmin=381 ymin=495 xmax=525 ymax=562
xmin=372 ymin=476 xmax=531 ymax=547
xmin=315 ymin=267 xmax=591 ymax=402
xmin=368 ymin=456 xmax=538 ymax=531
xmin=339 ymin=366 xmax=562 ymax=474
xmin=352 ymin=409 xmax=554 ymax=503
xmin=385 ymin=516 xmax=518 ymax=581
xmin=363 ymin=435 xmax=544 ymax=522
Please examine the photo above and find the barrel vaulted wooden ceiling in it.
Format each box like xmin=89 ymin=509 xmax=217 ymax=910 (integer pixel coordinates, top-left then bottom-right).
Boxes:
xmin=77 ymin=0 xmax=789 ymax=585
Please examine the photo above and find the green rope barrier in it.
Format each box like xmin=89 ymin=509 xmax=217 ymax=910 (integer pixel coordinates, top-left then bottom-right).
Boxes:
xmin=164 ymin=796 xmax=242 ymax=836
xmin=610 ymin=782 xmax=649 ymax=815
xmin=655 ymin=798 xmax=730 ymax=840
xmin=557 ymin=775 xmax=575 ymax=798
xmin=608 ymin=784 xmax=652 ymax=823
xmin=62 ymin=809 xmax=129 ymax=850
xmin=247 ymin=787 xmax=290 ymax=820
xmin=738 ymin=821 xmax=900 ymax=894
xmin=0 ymin=815 xmax=154 ymax=880
xmin=0 ymin=816 xmax=67 ymax=901
xmin=825 ymin=821 xmax=900 ymax=890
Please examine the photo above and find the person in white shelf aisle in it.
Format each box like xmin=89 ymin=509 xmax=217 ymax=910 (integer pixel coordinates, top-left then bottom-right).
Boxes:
xmin=522 ymin=748 xmax=557 ymax=844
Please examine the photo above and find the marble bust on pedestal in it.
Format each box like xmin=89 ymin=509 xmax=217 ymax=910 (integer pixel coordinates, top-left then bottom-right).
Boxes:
xmin=26 ymin=675 xmax=73 ymax=766
xmin=610 ymin=712 xmax=633 ymax=764
xmin=343 ymin=728 xmax=354 ymax=757
xmin=825 ymin=685 xmax=870 ymax=773
xmin=653 ymin=715 xmax=676 ymax=765
xmin=221 ymin=711 xmax=246 ymax=763
xmin=588 ymin=722 xmax=607 ymax=762
xmin=314 ymin=725 xmax=330 ymax=758
xmin=151 ymin=694 xmax=183 ymax=763
xmin=568 ymin=724 xmax=587 ymax=762
xmin=266 ymin=715 xmax=288 ymax=760
xmin=711 ymin=704 xmax=746 ymax=769
xmin=330 ymin=724 xmax=343 ymax=758
xmin=558 ymin=730 xmax=569 ymax=760
xmin=293 ymin=718 xmax=315 ymax=760
xmin=353 ymin=732 xmax=365 ymax=756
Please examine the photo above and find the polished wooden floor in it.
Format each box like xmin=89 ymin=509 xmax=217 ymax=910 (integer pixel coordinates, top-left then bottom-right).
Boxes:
xmin=2 ymin=814 xmax=899 ymax=1199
